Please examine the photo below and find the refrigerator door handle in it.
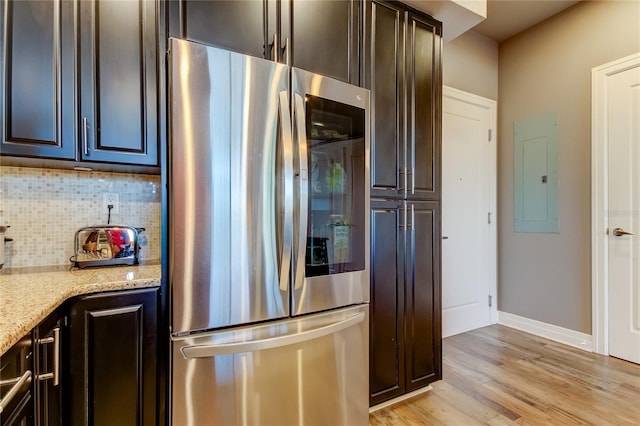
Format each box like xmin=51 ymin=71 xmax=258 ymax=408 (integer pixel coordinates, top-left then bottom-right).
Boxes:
xmin=278 ymin=91 xmax=294 ymax=291
xmin=180 ymin=312 xmax=365 ymax=358
xmin=293 ymin=93 xmax=309 ymax=290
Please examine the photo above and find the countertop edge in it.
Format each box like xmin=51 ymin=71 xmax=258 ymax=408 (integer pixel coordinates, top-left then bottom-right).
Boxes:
xmin=0 ymin=267 xmax=161 ymax=356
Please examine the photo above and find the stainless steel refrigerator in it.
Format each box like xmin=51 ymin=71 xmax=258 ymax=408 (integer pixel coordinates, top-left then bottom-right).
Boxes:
xmin=168 ymin=38 xmax=370 ymax=425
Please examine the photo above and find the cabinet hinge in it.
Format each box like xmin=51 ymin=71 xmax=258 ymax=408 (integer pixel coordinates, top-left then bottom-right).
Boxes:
xmin=488 ymin=295 xmax=493 ymax=307
xmin=488 ymin=129 xmax=492 ymax=142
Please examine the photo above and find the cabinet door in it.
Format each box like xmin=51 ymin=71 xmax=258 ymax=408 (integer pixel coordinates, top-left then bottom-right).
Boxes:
xmin=0 ymin=334 xmax=34 ymax=425
xmin=0 ymin=0 xmax=75 ymax=160
xmin=369 ymin=199 xmax=405 ymax=405
xmin=67 ymin=288 xmax=158 ymax=426
xmin=179 ymin=0 xmax=272 ymax=59
xmin=34 ymin=309 xmax=64 ymax=426
xmin=404 ymin=201 xmax=441 ymax=391
xmin=79 ymin=0 xmax=159 ymax=166
xmin=290 ymin=0 xmax=360 ymax=84
xmin=406 ymin=13 xmax=441 ymax=200
xmin=365 ymin=0 xmax=404 ymax=199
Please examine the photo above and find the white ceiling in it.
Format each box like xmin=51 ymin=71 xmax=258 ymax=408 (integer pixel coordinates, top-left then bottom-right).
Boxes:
xmin=472 ymin=0 xmax=581 ymax=42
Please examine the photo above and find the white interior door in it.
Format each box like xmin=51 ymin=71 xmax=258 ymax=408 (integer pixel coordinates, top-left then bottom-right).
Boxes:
xmin=441 ymin=86 xmax=497 ymax=338
xmin=607 ymin=61 xmax=640 ymax=364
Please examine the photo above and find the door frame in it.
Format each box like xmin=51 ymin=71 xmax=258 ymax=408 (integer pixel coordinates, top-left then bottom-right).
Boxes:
xmin=591 ymin=52 xmax=640 ymax=355
xmin=442 ymin=86 xmax=498 ymax=334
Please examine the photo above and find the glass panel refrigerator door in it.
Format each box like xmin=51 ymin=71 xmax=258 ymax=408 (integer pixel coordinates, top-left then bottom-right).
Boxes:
xmin=292 ymin=68 xmax=370 ymax=316
xmin=306 ymin=96 xmax=366 ymax=277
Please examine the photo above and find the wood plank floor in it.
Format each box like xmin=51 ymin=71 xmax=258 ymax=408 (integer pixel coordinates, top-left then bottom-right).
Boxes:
xmin=369 ymin=325 xmax=640 ymax=425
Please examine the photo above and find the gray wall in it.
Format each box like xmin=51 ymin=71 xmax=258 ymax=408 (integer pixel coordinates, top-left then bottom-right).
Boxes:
xmin=443 ymin=30 xmax=499 ymax=100
xmin=498 ymin=0 xmax=640 ymax=333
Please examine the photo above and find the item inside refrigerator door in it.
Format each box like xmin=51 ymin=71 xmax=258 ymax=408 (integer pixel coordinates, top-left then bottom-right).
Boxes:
xmin=330 ymin=215 xmax=351 ymax=264
xmin=307 ymin=151 xmax=363 ymax=276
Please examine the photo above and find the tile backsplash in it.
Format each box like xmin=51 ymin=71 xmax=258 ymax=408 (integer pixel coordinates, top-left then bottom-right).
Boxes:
xmin=0 ymin=166 xmax=161 ymax=269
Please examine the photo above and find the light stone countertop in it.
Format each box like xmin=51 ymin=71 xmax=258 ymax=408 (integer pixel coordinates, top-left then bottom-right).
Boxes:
xmin=0 ymin=264 xmax=161 ymax=355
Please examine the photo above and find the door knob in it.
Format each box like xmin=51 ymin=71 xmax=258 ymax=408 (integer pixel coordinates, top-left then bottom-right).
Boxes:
xmin=612 ymin=227 xmax=634 ymax=237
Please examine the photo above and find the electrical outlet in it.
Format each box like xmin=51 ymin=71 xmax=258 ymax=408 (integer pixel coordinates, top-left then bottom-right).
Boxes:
xmin=102 ymin=192 xmax=119 ymax=214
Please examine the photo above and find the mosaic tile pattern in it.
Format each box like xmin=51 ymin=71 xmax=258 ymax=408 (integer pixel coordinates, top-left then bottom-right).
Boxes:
xmin=0 ymin=166 xmax=161 ymax=268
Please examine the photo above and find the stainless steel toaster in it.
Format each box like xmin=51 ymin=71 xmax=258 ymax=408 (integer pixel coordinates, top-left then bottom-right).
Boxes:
xmin=73 ymin=225 xmax=143 ymax=268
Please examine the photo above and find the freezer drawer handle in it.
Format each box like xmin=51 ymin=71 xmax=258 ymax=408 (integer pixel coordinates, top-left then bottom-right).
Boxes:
xmin=180 ymin=312 xmax=365 ymax=359
xmin=0 ymin=370 xmax=32 ymax=414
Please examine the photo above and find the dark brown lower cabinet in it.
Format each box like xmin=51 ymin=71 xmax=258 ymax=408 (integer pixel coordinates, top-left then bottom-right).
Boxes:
xmin=67 ymin=288 xmax=159 ymax=426
xmin=370 ymin=199 xmax=441 ymax=406
xmin=0 ymin=334 xmax=33 ymax=425
xmin=34 ymin=307 xmax=65 ymax=426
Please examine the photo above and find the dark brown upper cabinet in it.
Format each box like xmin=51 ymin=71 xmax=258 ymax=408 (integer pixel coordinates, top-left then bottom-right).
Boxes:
xmin=365 ymin=0 xmax=442 ymax=200
xmin=0 ymin=0 xmax=160 ymax=171
xmin=288 ymin=0 xmax=360 ymax=84
xmin=170 ymin=0 xmax=360 ymax=84
xmin=0 ymin=0 xmax=76 ymax=160
xmin=78 ymin=0 xmax=159 ymax=166
xmin=173 ymin=0 xmax=274 ymax=60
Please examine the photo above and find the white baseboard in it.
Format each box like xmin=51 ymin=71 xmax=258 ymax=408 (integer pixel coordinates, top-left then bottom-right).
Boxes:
xmin=498 ymin=311 xmax=593 ymax=352
xmin=368 ymin=385 xmax=433 ymax=413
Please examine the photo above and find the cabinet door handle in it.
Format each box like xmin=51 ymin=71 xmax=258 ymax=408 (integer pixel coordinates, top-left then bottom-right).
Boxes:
xmin=0 ymin=371 xmax=32 ymax=413
xmin=283 ymin=37 xmax=290 ymax=66
xmin=37 ymin=327 xmax=60 ymax=386
xmin=407 ymin=167 xmax=415 ymax=194
xmin=271 ymin=33 xmax=279 ymax=62
xmin=411 ymin=167 xmax=415 ymax=193
xmin=52 ymin=326 xmax=60 ymax=386
xmin=82 ymin=117 xmax=89 ymax=155
xmin=399 ymin=167 xmax=409 ymax=194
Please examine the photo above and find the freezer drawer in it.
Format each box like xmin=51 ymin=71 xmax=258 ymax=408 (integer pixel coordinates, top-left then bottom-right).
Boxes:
xmin=171 ymin=305 xmax=369 ymax=426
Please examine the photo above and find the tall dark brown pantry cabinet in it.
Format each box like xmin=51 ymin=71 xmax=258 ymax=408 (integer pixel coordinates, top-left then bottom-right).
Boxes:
xmin=365 ymin=0 xmax=442 ymax=406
